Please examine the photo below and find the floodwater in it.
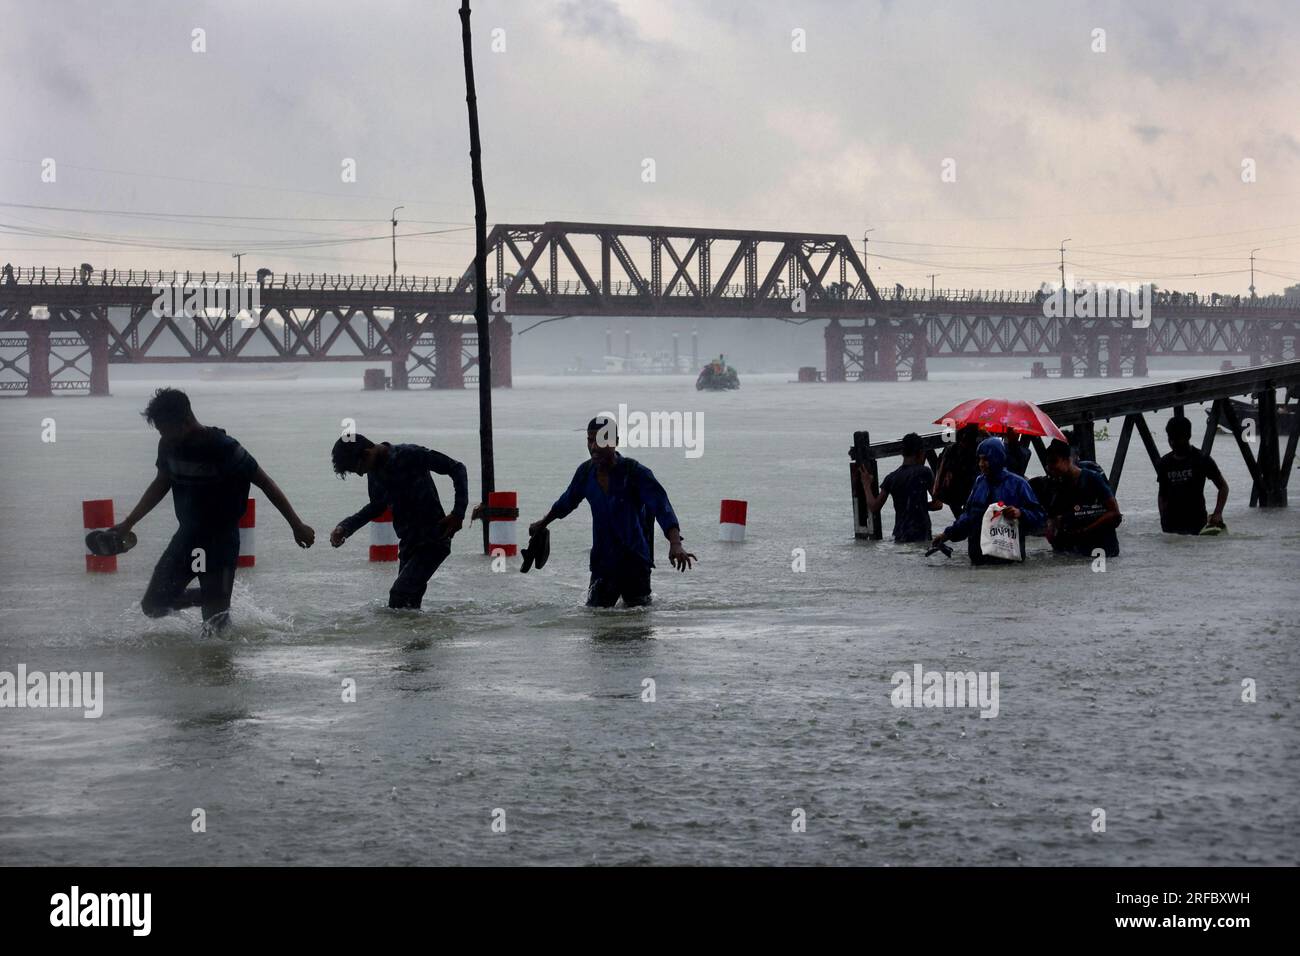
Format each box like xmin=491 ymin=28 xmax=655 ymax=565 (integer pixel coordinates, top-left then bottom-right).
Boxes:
xmin=1 ymin=368 xmax=1296 ymax=865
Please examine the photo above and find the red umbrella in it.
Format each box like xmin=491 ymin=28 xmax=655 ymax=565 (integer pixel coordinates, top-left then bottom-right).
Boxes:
xmin=934 ymin=397 xmax=1068 ymax=443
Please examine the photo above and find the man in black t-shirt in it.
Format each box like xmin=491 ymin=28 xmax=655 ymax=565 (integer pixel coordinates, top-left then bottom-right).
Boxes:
xmin=1042 ymin=440 xmax=1122 ymax=557
xmin=1156 ymin=416 xmax=1228 ymax=535
xmin=857 ymin=432 xmax=943 ymax=543
xmin=113 ymin=388 xmax=315 ymax=630
xmin=329 ymin=434 xmax=468 ymax=609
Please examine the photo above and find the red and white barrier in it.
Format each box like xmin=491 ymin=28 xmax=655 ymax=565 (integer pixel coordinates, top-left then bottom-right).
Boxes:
xmin=369 ymin=507 xmax=399 ymax=562
xmin=237 ymin=498 xmax=256 ymax=568
xmin=83 ymin=498 xmax=116 ymax=573
xmin=487 ymin=491 xmax=517 ymax=556
xmin=718 ymin=499 xmax=748 ymax=542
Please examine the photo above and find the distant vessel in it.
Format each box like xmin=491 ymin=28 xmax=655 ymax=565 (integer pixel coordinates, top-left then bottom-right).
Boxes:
xmin=198 ymin=365 xmax=300 ymax=382
xmin=696 ymin=355 xmax=740 ymax=391
xmin=563 ymin=351 xmax=691 ymax=375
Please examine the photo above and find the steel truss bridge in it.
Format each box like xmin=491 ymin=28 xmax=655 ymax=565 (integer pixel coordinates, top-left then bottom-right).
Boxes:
xmin=1 ymin=220 xmax=1297 ymax=395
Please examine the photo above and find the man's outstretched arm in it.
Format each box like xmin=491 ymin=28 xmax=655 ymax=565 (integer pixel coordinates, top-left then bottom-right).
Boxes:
xmin=252 ymin=466 xmax=314 ymax=548
xmin=635 ymin=464 xmax=696 ymax=571
xmin=528 ymin=466 xmax=587 ymax=536
xmin=113 ymin=468 xmax=171 ymax=533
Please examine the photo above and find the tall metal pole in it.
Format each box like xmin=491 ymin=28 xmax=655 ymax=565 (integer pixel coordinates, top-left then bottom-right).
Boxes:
xmin=391 ymin=205 xmax=405 ymax=284
xmin=1059 ymin=238 xmax=1071 ymax=291
xmin=1249 ymin=248 xmax=1259 ymax=298
xmin=460 ymin=0 xmax=494 ymax=553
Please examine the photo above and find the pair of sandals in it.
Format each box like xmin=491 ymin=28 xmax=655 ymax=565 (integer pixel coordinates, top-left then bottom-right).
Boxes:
xmin=85 ymin=528 xmax=137 ymax=556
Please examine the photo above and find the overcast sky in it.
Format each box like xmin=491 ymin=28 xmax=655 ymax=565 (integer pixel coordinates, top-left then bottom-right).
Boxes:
xmin=3 ymin=0 xmax=1299 ymax=295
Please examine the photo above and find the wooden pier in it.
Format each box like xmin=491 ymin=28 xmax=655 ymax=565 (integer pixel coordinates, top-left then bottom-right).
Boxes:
xmin=850 ymin=360 xmax=1300 ymax=539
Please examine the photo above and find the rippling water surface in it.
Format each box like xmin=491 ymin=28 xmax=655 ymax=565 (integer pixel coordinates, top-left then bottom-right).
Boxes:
xmin=1 ymin=369 xmax=1296 ymax=865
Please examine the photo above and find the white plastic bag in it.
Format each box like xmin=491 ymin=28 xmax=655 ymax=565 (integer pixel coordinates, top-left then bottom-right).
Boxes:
xmin=979 ymin=501 xmax=1022 ymax=562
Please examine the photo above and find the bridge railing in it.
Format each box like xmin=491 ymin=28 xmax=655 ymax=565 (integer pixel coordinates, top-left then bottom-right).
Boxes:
xmin=4 ymin=265 xmax=1298 ymax=311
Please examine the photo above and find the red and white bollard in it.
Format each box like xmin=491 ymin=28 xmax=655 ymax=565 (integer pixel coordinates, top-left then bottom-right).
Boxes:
xmin=369 ymin=507 xmax=399 ymax=562
xmin=83 ymin=498 xmax=116 ymax=573
xmin=718 ymin=499 xmax=747 ymax=542
xmin=238 ymin=498 xmax=256 ymax=568
xmin=486 ymin=491 xmax=518 ymax=556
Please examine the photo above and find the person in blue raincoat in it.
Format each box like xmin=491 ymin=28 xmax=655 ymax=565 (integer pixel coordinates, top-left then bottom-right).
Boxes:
xmin=930 ymin=436 xmax=1045 ymax=564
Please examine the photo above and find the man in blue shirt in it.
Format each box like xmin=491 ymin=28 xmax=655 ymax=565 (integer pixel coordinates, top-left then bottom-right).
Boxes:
xmin=931 ymin=436 xmax=1046 ymax=564
xmin=112 ymin=388 xmax=315 ymax=630
xmin=529 ymin=417 xmax=696 ymax=607
xmin=329 ymin=435 xmax=468 ymax=609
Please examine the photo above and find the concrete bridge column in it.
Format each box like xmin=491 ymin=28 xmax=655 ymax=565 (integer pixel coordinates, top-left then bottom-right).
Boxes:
xmin=1106 ymin=331 xmax=1123 ymax=377
xmin=1084 ymin=332 xmax=1102 ymax=378
xmin=489 ymin=315 xmax=512 ymax=388
xmin=877 ymin=328 xmax=898 ymax=381
xmin=389 ymin=352 xmax=409 ymax=390
xmin=86 ymin=324 xmax=110 ymax=396
xmin=1131 ymin=329 xmax=1149 ymax=378
xmin=25 ymin=325 xmax=52 ymax=397
xmin=909 ymin=323 xmax=928 ymax=381
xmin=433 ymin=316 xmax=464 ymax=389
xmin=1058 ymin=325 xmax=1075 ymax=378
xmin=824 ymin=319 xmax=846 ymax=382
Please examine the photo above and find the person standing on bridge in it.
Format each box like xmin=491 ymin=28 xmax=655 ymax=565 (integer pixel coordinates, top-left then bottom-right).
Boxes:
xmin=112 ymin=387 xmax=315 ymax=631
xmin=1157 ymin=416 xmax=1228 ymax=534
xmin=329 ymin=435 xmax=468 ymax=609
xmin=528 ymin=417 xmax=695 ymax=607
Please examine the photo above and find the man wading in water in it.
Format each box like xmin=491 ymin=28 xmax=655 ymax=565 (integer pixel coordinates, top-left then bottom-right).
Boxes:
xmin=329 ymin=435 xmax=468 ymax=609
xmin=529 ymin=417 xmax=695 ymax=607
xmin=114 ymin=388 xmax=315 ymax=631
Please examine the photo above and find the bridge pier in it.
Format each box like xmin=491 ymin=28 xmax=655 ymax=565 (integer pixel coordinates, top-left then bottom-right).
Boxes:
xmin=490 ymin=315 xmax=512 ymax=388
xmin=824 ymin=320 xmax=846 ymax=382
xmin=875 ymin=329 xmax=898 ymax=381
xmin=390 ymin=352 xmax=409 ymax=390
xmin=1084 ymin=333 xmax=1102 ymax=378
xmin=1106 ymin=331 xmax=1123 ymax=378
xmin=86 ymin=324 xmax=109 ymax=396
xmin=25 ymin=325 xmax=52 ymax=397
xmin=909 ymin=323 xmax=928 ymax=381
xmin=1132 ymin=330 xmax=1149 ymax=377
xmin=433 ymin=316 xmax=464 ymax=389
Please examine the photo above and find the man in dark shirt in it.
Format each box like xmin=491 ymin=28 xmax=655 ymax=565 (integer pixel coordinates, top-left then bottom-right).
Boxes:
xmin=933 ymin=424 xmax=983 ymax=518
xmin=528 ymin=417 xmax=695 ymax=607
xmin=1042 ymin=440 xmax=1122 ymax=557
xmin=113 ymin=388 xmax=315 ymax=630
xmin=1157 ymin=416 xmax=1228 ymax=534
xmin=329 ymin=435 xmax=468 ymax=609
xmin=856 ymin=432 xmax=943 ymax=543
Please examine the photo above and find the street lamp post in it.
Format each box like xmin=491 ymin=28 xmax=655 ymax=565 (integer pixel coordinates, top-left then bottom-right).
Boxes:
xmin=391 ymin=206 xmax=405 ymax=285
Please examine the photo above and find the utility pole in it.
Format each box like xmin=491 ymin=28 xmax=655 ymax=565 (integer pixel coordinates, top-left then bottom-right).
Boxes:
xmin=1059 ymin=238 xmax=1071 ymax=292
xmin=928 ymin=274 xmax=938 ymax=298
xmin=1250 ymin=248 xmax=1259 ymax=298
xmin=460 ymin=0 xmax=494 ymax=554
xmin=862 ymin=228 xmax=875 ymax=274
xmin=391 ymin=206 xmax=404 ymax=285
xmin=232 ymin=252 xmax=242 ymax=283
